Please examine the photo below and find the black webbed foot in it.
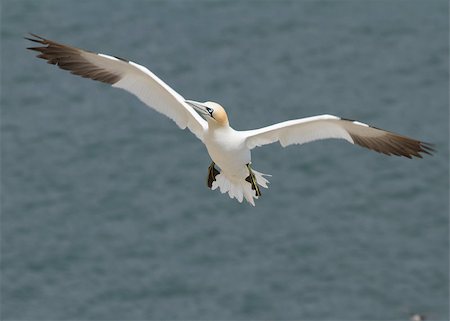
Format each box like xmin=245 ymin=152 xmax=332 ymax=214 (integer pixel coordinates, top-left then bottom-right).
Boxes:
xmin=207 ymin=162 xmax=220 ymax=188
xmin=245 ymin=163 xmax=261 ymax=197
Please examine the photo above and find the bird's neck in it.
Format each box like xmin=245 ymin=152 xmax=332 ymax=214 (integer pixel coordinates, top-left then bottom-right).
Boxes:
xmin=216 ymin=115 xmax=229 ymax=127
xmin=208 ymin=120 xmax=232 ymax=132
xmin=208 ymin=118 xmax=229 ymax=128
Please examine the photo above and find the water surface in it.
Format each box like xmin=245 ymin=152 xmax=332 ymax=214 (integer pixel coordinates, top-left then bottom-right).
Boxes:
xmin=2 ymin=1 xmax=449 ymax=320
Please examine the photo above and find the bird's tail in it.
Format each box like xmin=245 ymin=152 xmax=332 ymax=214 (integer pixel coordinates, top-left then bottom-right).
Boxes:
xmin=211 ymin=169 xmax=270 ymax=206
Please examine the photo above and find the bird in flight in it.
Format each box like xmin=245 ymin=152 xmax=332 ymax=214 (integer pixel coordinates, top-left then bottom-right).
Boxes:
xmin=26 ymin=33 xmax=433 ymax=205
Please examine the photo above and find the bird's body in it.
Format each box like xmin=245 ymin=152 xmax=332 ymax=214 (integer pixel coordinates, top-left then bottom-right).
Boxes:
xmin=26 ymin=34 xmax=433 ymax=205
xmin=185 ymin=101 xmax=268 ymax=204
xmin=204 ymin=126 xmax=250 ymax=177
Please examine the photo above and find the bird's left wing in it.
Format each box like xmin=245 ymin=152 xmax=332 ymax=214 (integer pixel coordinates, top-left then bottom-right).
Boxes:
xmin=26 ymin=34 xmax=207 ymax=140
xmin=243 ymin=115 xmax=433 ymax=158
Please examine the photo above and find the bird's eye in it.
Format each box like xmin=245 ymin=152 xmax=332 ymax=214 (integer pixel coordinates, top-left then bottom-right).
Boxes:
xmin=206 ymin=107 xmax=213 ymax=115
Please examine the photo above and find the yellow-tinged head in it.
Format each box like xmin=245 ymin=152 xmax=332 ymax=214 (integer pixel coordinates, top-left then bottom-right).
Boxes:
xmin=186 ymin=100 xmax=229 ymax=127
xmin=203 ymin=101 xmax=229 ymax=127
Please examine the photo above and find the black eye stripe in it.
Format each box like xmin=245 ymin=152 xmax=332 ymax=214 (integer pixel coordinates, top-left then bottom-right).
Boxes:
xmin=206 ymin=107 xmax=213 ymax=115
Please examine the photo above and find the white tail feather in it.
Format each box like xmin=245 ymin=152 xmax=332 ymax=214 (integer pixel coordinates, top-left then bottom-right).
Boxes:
xmin=211 ymin=169 xmax=271 ymax=206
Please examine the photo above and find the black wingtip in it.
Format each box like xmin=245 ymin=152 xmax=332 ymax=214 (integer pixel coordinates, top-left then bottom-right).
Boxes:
xmin=26 ymin=47 xmax=41 ymax=51
xmin=27 ymin=32 xmax=43 ymax=39
xmin=420 ymin=142 xmax=435 ymax=156
xmin=24 ymin=33 xmax=45 ymax=43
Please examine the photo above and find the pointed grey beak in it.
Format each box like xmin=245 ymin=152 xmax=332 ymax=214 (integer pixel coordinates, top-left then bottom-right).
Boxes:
xmin=185 ymin=100 xmax=209 ymax=116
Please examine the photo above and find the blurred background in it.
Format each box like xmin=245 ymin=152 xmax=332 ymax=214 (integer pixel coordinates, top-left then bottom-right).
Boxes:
xmin=1 ymin=1 xmax=448 ymax=320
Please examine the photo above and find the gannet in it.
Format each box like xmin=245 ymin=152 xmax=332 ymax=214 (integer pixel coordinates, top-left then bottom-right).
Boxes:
xmin=26 ymin=34 xmax=433 ymax=205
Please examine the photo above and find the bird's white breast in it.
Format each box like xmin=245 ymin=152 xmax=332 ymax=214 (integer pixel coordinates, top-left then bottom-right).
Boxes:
xmin=203 ymin=127 xmax=251 ymax=177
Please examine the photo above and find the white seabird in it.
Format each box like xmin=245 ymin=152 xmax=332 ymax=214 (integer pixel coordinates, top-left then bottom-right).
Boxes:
xmin=26 ymin=34 xmax=433 ymax=205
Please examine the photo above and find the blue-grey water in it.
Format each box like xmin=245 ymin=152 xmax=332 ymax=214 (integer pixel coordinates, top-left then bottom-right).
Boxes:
xmin=1 ymin=1 xmax=448 ymax=320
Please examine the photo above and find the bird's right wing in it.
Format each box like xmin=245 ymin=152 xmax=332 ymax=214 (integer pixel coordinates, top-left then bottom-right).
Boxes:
xmin=26 ymin=33 xmax=207 ymax=140
xmin=243 ymin=115 xmax=433 ymax=158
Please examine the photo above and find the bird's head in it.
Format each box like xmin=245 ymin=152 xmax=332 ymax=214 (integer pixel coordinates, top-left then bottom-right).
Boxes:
xmin=186 ymin=100 xmax=229 ymax=127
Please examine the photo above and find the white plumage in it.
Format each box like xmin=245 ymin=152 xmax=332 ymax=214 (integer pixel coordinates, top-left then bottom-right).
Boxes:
xmin=27 ymin=34 xmax=433 ymax=205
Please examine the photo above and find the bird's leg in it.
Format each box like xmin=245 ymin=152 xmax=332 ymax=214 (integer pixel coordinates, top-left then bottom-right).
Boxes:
xmin=207 ymin=161 xmax=220 ymax=189
xmin=245 ymin=163 xmax=261 ymax=197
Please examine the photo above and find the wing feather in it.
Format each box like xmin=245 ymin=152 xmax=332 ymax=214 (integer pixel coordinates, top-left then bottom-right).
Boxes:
xmin=26 ymin=33 xmax=207 ymax=140
xmin=243 ymin=115 xmax=433 ymax=158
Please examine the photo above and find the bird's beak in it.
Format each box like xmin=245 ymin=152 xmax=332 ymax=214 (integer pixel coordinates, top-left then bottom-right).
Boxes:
xmin=185 ymin=100 xmax=209 ymax=117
